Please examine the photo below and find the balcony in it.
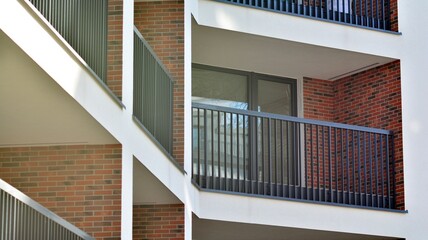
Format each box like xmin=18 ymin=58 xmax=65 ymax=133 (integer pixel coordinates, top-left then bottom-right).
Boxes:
xmin=192 ymin=103 xmax=396 ymax=210
xmin=215 ymin=0 xmax=394 ymax=31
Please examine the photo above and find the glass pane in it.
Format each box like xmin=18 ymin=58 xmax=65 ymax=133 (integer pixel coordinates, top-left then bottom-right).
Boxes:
xmin=258 ymin=80 xmax=292 ymax=115
xmin=192 ymin=67 xmax=248 ymax=109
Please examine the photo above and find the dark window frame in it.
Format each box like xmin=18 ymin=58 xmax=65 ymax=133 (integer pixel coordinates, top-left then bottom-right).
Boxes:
xmin=192 ymin=63 xmax=298 ymax=116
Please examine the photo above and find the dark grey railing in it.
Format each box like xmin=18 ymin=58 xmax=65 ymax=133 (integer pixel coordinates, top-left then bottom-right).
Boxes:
xmin=28 ymin=0 xmax=108 ymax=82
xmin=192 ymin=103 xmax=396 ymax=209
xmin=218 ymin=0 xmax=391 ymax=31
xmin=134 ymin=27 xmax=174 ymax=154
xmin=0 ymin=179 xmax=94 ymax=240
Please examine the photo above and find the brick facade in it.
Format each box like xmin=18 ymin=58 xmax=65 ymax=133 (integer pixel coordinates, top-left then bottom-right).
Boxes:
xmin=0 ymin=144 xmax=122 ymax=240
xmin=107 ymin=0 xmax=123 ymax=98
xmin=133 ymin=204 xmax=185 ymax=240
xmin=303 ymin=60 xmax=403 ymax=209
xmin=134 ymin=1 xmax=185 ymax=166
xmin=389 ymin=0 xmax=398 ymax=32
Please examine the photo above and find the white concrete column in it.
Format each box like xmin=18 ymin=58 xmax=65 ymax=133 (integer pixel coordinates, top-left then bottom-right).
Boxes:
xmin=121 ymin=1 xmax=134 ymax=238
xmin=184 ymin=0 xmax=193 ymax=178
xmin=122 ymin=0 xmax=134 ymax=112
xmin=121 ymin=147 xmax=134 ymax=240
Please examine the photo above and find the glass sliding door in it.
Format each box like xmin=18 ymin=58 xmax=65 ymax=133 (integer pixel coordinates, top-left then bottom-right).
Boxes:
xmin=192 ymin=65 xmax=250 ymax=190
xmin=253 ymin=75 xmax=298 ymax=194
xmin=192 ymin=64 xmax=298 ymax=193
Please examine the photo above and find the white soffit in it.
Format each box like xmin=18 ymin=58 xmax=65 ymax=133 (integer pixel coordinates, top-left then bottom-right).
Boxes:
xmin=192 ymin=22 xmax=395 ymax=80
xmin=0 ymin=30 xmax=118 ymax=146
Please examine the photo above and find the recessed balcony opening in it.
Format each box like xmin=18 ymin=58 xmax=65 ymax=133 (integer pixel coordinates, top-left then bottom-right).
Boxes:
xmin=192 ymin=23 xmax=403 ymax=210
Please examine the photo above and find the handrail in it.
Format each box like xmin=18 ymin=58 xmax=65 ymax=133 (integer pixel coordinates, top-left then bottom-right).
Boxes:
xmin=192 ymin=103 xmax=395 ymax=209
xmin=133 ymin=26 xmax=176 ymax=84
xmin=192 ymin=102 xmax=393 ymax=135
xmin=0 ymin=179 xmax=94 ymax=240
xmin=133 ymin=26 xmax=174 ymax=155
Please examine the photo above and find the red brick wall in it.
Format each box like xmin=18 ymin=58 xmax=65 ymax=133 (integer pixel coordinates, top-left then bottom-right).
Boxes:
xmin=303 ymin=60 xmax=403 ymax=209
xmin=0 ymin=144 xmax=122 ymax=240
xmin=107 ymin=0 xmax=123 ymax=98
xmin=303 ymin=77 xmax=335 ymax=121
xmin=133 ymin=204 xmax=185 ymax=240
xmin=389 ymin=0 xmax=398 ymax=32
xmin=333 ymin=60 xmax=403 ymax=209
xmin=134 ymin=1 xmax=185 ymax=166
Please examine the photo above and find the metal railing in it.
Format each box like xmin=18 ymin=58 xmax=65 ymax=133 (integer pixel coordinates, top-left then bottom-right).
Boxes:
xmin=133 ymin=27 xmax=174 ymax=154
xmin=0 ymin=179 xmax=94 ymax=240
xmin=192 ymin=103 xmax=396 ymax=209
xmin=218 ymin=0 xmax=391 ymax=31
xmin=28 ymin=0 xmax=108 ymax=82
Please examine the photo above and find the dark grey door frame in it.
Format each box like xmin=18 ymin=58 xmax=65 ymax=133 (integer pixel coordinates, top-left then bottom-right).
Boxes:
xmin=192 ymin=63 xmax=299 ymax=188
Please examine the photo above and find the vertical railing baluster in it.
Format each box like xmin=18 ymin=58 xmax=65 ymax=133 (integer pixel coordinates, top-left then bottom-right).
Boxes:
xmin=352 ymin=131 xmax=356 ymax=205
xmin=230 ymin=113 xmax=234 ymax=192
xmin=381 ymin=134 xmax=385 ymax=208
xmin=329 ymin=126 xmax=332 ymax=202
xmin=261 ymin=119 xmax=265 ymax=195
xmin=212 ymin=110 xmax=215 ymax=190
xmin=274 ymin=120 xmax=278 ymax=196
xmin=218 ymin=111 xmax=221 ymax=190
xmin=376 ymin=0 xmax=379 ymax=27
xmin=237 ymin=114 xmax=241 ymax=192
xmin=375 ymin=134 xmax=379 ymax=207
xmin=197 ymin=109 xmax=201 ymax=185
xmin=386 ymin=134 xmax=391 ymax=208
xmin=316 ymin=125 xmax=320 ymax=201
xmin=311 ymin=124 xmax=314 ymax=200
xmin=358 ymin=131 xmax=362 ymax=205
xmin=255 ymin=117 xmax=259 ymax=195
xmin=364 ymin=131 xmax=368 ymax=206
xmin=322 ymin=126 xmax=326 ymax=201
xmin=365 ymin=0 xmax=368 ymax=26
xmin=335 ymin=128 xmax=339 ymax=203
xmin=348 ymin=0 xmax=351 ymax=23
xmin=354 ymin=0 xmax=357 ymax=24
xmin=391 ymin=135 xmax=396 ymax=209
xmin=268 ymin=118 xmax=272 ymax=195
xmin=204 ymin=109 xmax=208 ymax=188
xmin=381 ymin=0 xmax=385 ymax=29
xmin=371 ymin=0 xmax=374 ymax=27
xmin=304 ymin=124 xmax=309 ymax=200
xmin=341 ymin=129 xmax=345 ymax=204
xmin=346 ymin=129 xmax=350 ymax=204
xmin=299 ymin=123 xmax=303 ymax=199
xmin=288 ymin=121 xmax=292 ymax=198
xmin=281 ymin=121 xmax=285 ymax=197
xmin=224 ymin=112 xmax=227 ymax=191
xmin=243 ymin=115 xmax=246 ymax=193
xmin=369 ymin=133 xmax=373 ymax=207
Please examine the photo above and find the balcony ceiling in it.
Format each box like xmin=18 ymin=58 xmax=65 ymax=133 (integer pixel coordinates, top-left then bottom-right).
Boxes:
xmin=0 ymin=30 xmax=118 ymax=146
xmin=133 ymin=159 xmax=181 ymax=205
xmin=193 ymin=22 xmax=395 ymax=80
xmin=193 ymin=217 xmax=400 ymax=240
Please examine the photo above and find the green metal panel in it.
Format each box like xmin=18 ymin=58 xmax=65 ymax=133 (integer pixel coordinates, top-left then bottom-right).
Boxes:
xmin=133 ymin=29 xmax=174 ymax=154
xmin=0 ymin=180 xmax=92 ymax=240
xmin=28 ymin=0 xmax=108 ymax=83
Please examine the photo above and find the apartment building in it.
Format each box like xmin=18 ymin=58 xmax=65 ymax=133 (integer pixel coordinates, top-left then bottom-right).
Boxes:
xmin=0 ymin=0 xmax=427 ymax=239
